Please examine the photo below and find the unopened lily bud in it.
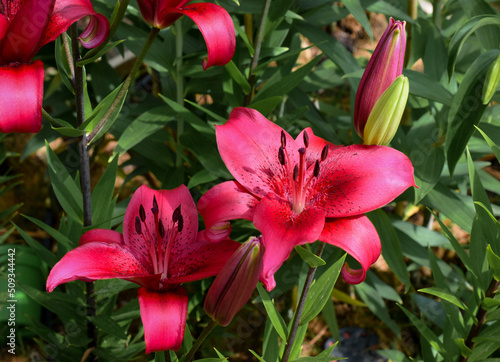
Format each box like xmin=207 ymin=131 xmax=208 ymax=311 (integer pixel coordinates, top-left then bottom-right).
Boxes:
xmin=354 ymin=18 xmax=406 ymax=138
xmin=204 ymin=236 xmax=264 ymax=326
xmin=482 ymin=54 xmax=500 ymax=105
xmin=203 ymin=221 xmax=232 ymax=242
xmin=363 ymin=75 xmax=409 ymax=146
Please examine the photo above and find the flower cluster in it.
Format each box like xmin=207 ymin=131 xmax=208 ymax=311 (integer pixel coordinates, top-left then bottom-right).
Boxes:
xmin=45 ymin=15 xmax=415 ymax=355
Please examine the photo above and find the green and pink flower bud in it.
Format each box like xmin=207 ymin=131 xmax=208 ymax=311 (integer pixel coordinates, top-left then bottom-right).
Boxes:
xmin=363 ymin=75 xmax=409 ymax=146
xmin=204 ymin=236 xmax=264 ymax=326
xmin=354 ymin=18 xmax=406 ymax=139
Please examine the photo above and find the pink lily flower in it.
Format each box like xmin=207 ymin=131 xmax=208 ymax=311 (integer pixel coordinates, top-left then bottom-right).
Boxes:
xmin=354 ymin=18 xmax=406 ymax=138
xmin=136 ymin=0 xmax=235 ymax=70
xmin=0 ymin=0 xmax=109 ymax=133
xmin=198 ymin=107 xmax=415 ymax=291
xmin=46 ymin=185 xmax=240 ymax=353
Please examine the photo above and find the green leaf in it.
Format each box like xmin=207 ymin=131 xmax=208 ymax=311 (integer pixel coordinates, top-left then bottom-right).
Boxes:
xmin=295 ymin=22 xmax=360 ymax=88
xmin=225 ymin=60 xmax=251 ymax=95
xmin=23 ymin=215 xmax=75 ymax=251
xmin=158 ymin=94 xmax=212 ymax=134
xmin=252 ymin=55 xmax=321 ymax=103
xmin=294 ymin=245 xmax=326 ymax=268
xmin=344 ymin=0 xmax=372 ymax=40
xmin=87 ymin=83 xmax=127 ymax=144
xmin=184 ymin=100 xmax=226 ymax=124
xmin=54 ymin=35 xmax=74 ymax=93
xmin=355 ymin=282 xmax=400 ymax=335
xmin=290 ymin=342 xmax=338 ymax=361
xmin=487 ymin=245 xmax=500 ymax=281
xmin=423 ymin=182 xmax=475 ymax=233
xmin=398 ymin=304 xmax=447 ymax=357
xmin=418 ymin=287 xmax=467 ymax=310
xmin=88 ymin=315 xmax=127 ymax=340
xmin=446 ymin=49 xmax=500 ymax=176
xmin=430 ymin=211 xmax=475 ymax=277
xmin=455 ymin=338 xmax=472 ymax=358
xmin=13 ymin=223 xmax=57 ymax=267
xmin=475 ymin=126 xmax=500 ymax=163
xmin=256 ymin=283 xmax=288 ymax=340
xmin=249 ymin=350 xmax=266 ymax=362
xmin=404 ymin=69 xmax=453 ymax=106
xmin=91 ymin=156 xmax=118 ymax=228
xmin=467 ymin=147 xmax=493 ymax=214
xmin=77 ymin=40 xmax=126 ymax=66
xmin=366 ymin=209 xmax=411 ymax=290
xmin=482 ymin=296 xmax=500 ymax=309
xmin=45 ymin=143 xmax=83 ymax=222
xmin=113 ymin=106 xmax=174 ymax=157
xmin=247 ymin=96 xmax=283 ymax=115
xmin=300 ymin=252 xmax=345 ymax=325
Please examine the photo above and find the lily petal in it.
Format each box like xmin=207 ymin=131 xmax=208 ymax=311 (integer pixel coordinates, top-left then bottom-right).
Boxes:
xmin=254 ymin=195 xmax=325 ymax=291
xmin=42 ymin=0 xmax=110 ymax=48
xmin=46 ymin=242 xmax=156 ymax=292
xmin=0 ymin=60 xmax=44 ymax=133
xmin=138 ymin=286 xmax=188 ymax=353
xmin=161 ymin=3 xmax=235 ymax=69
xmin=216 ymin=107 xmax=298 ymax=198
xmin=79 ymin=229 xmax=124 ymax=246
xmin=319 ymin=215 xmax=380 ymax=284
xmin=316 ymin=144 xmax=415 ymax=217
xmin=123 ymin=184 xmax=199 ymax=270
xmin=198 ymin=180 xmax=258 ymax=233
xmin=167 ymin=232 xmax=240 ymax=284
xmin=0 ymin=0 xmax=54 ymax=63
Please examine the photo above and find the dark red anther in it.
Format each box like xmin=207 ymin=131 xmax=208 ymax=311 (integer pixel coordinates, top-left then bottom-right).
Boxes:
xmin=303 ymin=131 xmax=309 ymax=148
xmin=278 ymin=146 xmax=285 ymax=165
xmin=177 ymin=215 xmax=184 ymax=232
xmin=139 ymin=205 xmax=146 ymax=222
xmin=158 ymin=219 xmax=165 ymax=238
xmin=152 ymin=196 xmax=159 ymax=215
xmin=314 ymin=160 xmax=320 ymax=177
xmin=293 ymin=164 xmax=299 ymax=181
xmin=298 ymin=148 xmax=305 ymax=155
xmin=172 ymin=204 xmax=182 ymax=223
xmin=135 ymin=216 xmax=142 ymax=234
xmin=321 ymin=144 xmax=329 ymax=161
xmin=281 ymin=130 xmax=286 ymax=148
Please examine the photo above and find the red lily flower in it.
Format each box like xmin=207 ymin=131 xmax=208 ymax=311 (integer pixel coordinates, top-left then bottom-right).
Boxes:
xmin=136 ymin=0 xmax=235 ymax=70
xmin=0 ymin=0 xmax=109 ymax=133
xmin=46 ymin=185 xmax=240 ymax=353
xmin=198 ymin=107 xmax=416 ymax=291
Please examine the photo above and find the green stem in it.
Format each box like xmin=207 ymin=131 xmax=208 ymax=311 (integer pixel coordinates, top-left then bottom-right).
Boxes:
xmin=70 ymin=23 xmax=96 ymax=359
xmin=244 ymin=0 xmax=271 ymax=106
xmin=183 ymin=319 xmax=217 ymax=362
xmin=282 ymin=242 xmax=326 ymax=362
xmin=459 ymin=279 xmax=500 ymax=362
xmin=175 ymin=20 xmax=184 ymax=168
xmin=404 ymin=0 xmax=418 ymax=67
xmin=82 ymin=0 xmax=131 ymax=61
xmin=86 ymin=27 xmax=160 ymax=144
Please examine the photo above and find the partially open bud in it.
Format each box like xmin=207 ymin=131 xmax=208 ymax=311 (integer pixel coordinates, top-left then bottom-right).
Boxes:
xmin=203 ymin=221 xmax=232 ymax=242
xmin=363 ymin=75 xmax=409 ymax=146
xmin=204 ymin=236 xmax=264 ymax=326
xmin=354 ymin=18 xmax=406 ymax=138
xmin=482 ymin=54 xmax=500 ymax=105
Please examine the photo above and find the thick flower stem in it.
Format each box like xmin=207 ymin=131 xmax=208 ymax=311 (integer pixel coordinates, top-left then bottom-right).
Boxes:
xmin=86 ymin=27 xmax=160 ymax=144
xmin=175 ymin=20 xmax=185 ymax=169
xmin=183 ymin=319 xmax=217 ymax=362
xmin=405 ymin=0 xmax=418 ymax=67
xmin=69 ymin=23 xmax=96 ymax=358
xmin=282 ymin=242 xmax=326 ymax=362
xmin=458 ymin=279 xmax=500 ymax=362
xmin=244 ymin=0 xmax=271 ymax=106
